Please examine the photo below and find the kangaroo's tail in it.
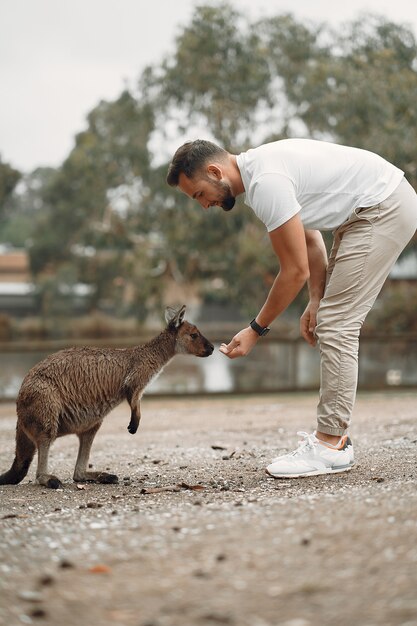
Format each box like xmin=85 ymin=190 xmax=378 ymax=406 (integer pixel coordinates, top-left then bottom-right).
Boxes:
xmin=0 ymin=425 xmax=36 ymax=485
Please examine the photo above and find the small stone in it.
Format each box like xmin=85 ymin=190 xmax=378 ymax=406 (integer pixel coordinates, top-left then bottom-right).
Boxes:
xmin=193 ymin=569 xmax=209 ymax=578
xmin=30 ymin=608 xmax=47 ymax=619
xmin=201 ymin=612 xmax=232 ymax=623
xmin=38 ymin=574 xmax=54 ymax=587
xmin=18 ymin=590 xmax=43 ymax=602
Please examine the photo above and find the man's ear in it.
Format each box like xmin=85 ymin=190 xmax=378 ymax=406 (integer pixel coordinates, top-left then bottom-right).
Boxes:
xmin=206 ymin=164 xmax=222 ymax=180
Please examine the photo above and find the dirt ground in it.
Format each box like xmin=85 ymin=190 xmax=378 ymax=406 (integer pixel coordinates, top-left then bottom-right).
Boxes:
xmin=0 ymin=391 xmax=416 ymax=626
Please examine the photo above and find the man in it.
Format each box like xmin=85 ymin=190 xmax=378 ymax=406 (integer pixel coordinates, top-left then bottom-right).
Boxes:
xmin=166 ymin=138 xmax=417 ymax=478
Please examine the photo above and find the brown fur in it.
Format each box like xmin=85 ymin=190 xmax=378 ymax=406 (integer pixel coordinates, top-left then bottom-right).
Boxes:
xmin=0 ymin=306 xmax=213 ymax=489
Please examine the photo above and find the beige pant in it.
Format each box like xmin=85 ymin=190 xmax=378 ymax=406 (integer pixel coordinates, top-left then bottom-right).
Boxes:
xmin=315 ymin=177 xmax=417 ymax=436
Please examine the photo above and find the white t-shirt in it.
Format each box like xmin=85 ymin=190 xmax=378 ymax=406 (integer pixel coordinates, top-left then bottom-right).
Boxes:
xmin=236 ymin=139 xmax=404 ymax=231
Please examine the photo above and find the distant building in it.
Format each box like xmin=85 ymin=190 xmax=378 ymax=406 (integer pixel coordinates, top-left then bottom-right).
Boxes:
xmin=0 ymin=246 xmax=31 ymax=283
xmin=0 ymin=247 xmax=93 ymax=316
xmin=0 ymin=247 xmax=36 ymax=315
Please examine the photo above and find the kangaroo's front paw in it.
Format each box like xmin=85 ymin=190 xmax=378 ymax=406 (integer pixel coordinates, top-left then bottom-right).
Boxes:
xmin=127 ymin=422 xmax=138 ymax=434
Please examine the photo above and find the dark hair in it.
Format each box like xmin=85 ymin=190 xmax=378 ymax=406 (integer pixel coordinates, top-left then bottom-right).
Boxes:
xmin=166 ymin=140 xmax=228 ymax=187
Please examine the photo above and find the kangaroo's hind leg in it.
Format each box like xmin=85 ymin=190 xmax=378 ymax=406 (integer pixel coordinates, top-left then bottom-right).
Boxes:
xmin=36 ymin=437 xmax=63 ymax=489
xmin=127 ymin=389 xmax=142 ymax=434
xmin=73 ymin=422 xmax=118 ymax=484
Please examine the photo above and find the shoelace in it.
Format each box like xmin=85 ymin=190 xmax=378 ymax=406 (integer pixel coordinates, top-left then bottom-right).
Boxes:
xmin=290 ymin=431 xmax=318 ymax=457
xmin=290 ymin=431 xmax=343 ymax=455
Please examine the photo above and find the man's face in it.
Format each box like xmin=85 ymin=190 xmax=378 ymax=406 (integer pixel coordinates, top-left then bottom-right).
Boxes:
xmin=178 ymin=172 xmax=236 ymax=212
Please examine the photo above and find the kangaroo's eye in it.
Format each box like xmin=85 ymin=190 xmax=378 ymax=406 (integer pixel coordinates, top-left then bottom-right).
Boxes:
xmin=190 ymin=333 xmax=198 ymax=340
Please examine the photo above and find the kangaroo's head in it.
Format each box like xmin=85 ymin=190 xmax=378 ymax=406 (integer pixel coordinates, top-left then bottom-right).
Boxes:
xmin=165 ymin=305 xmax=214 ymax=357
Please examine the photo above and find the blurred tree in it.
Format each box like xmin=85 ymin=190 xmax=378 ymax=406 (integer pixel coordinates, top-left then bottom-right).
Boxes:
xmin=0 ymin=156 xmax=21 ymax=225
xmin=29 ymin=90 xmax=156 ymax=316
xmin=143 ymin=3 xmax=272 ymax=150
xmin=31 ymin=90 xmax=154 ymax=267
xmin=254 ymin=13 xmax=324 ymax=140
xmin=1 ymin=168 xmax=56 ymax=247
xmin=262 ymin=14 xmax=417 ymax=186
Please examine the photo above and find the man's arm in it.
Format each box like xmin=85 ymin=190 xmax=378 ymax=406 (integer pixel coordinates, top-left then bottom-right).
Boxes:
xmin=300 ymin=229 xmax=328 ymax=346
xmin=220 ymin=213 xmax=310 ymax=359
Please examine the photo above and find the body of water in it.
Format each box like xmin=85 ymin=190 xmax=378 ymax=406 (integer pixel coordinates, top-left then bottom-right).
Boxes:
xmin=1 ymin=338 xmax=416 ymax=400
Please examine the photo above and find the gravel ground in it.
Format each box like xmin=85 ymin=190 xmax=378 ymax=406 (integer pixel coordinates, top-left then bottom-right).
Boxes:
xmin=0 ymin=391 xmax=416 ymax=626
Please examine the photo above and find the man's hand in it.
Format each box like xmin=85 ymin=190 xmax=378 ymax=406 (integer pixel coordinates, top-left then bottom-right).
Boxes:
xmin=219 ymin=327 xmax=259 ymax=359
xmin=300 ymin=300 xmax=319 ymax=347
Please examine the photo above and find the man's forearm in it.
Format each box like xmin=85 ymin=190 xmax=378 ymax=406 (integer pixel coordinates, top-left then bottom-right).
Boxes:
xmin=256 ymin=268 xmax=308 ymax=328
xmin=305 ymin=230 xmax=328 ymax=302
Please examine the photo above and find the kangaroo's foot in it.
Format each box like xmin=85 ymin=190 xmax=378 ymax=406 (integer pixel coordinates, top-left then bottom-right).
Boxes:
xmin=73 ymin=470 xmax=119 ymax=484
xmin=127 ymin=408 xmax=140 ymax=435
xmin=127 ymin=422 xmax=138 ymax=434
xmin=37 ymin=473 xmax=64 ymax=489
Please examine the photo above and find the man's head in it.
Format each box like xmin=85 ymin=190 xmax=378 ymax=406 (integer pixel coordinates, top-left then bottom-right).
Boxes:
xmin=166 ymin=139 xmax=236 ymax=211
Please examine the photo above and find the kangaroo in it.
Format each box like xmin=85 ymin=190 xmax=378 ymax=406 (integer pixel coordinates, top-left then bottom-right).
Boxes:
xmin=0 ymin=305 xmax=214 ymax=489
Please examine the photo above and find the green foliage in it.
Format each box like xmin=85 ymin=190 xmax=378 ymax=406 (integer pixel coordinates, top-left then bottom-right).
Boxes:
xmin=0 ymin=167 xmax=55 ymax=248
xmin=277 ymin=15 xmax=417 ymax=184
xmin=0 ymin=157 xmax=22 ymax=243
xmin=142 ymin=3 xmax=272 ymax=149
xmin=0 ymin=157 xmax=21 ymax=217
xmin=27 ymin=90 xmax=156 ymax=315
xmin=0 ymin=214 xmax=32 ymax=248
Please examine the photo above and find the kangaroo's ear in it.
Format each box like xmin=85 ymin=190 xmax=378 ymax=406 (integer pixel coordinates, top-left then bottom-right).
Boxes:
xmin=165 ymin=305 xmax=186 ymax=328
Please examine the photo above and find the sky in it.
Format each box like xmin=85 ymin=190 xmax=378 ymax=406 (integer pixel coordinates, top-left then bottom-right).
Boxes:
xmin=1 ymin=0 xmax=417 ymax=173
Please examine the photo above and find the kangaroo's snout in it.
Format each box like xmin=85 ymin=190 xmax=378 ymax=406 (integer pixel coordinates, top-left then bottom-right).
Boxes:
xmin=202 ymin=339 xmax=214 ymax=357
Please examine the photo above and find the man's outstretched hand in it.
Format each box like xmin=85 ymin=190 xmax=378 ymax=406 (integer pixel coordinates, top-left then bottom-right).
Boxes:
xmin=219 ymin=327 xmax=259 ymax=359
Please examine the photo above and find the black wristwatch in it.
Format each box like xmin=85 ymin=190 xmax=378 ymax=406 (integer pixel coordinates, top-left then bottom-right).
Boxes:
xmin=250 ymin=318 xmax=270 ymax=336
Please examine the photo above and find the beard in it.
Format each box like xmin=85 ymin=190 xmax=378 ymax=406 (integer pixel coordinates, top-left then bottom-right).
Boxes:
xmin=213 ymin=179 xmax=236 ymax=211
xmin=221 ymin=194 xmax=236 ymax=211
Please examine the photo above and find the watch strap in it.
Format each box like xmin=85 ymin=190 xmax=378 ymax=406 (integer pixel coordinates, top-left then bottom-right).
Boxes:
xmin=250 ymin=318 xmax=270 ymax=336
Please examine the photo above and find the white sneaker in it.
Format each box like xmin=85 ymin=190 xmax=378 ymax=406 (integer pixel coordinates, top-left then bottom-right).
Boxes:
xmin=266 ymin=432 xmax=354 ymax=478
